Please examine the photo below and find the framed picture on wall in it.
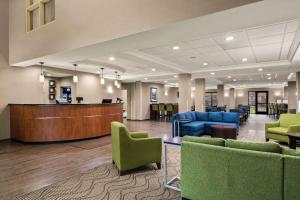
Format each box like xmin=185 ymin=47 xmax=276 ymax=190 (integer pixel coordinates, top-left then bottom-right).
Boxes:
xmin=150 ymin=87 xmax=158 ymax=102
xmin=49 ymin=87 xmax=56 ymax=94
xmin=49 ymin=80 xmax=56 ymax=87
xmin=49 ymin=94 xmax=56 ymax=100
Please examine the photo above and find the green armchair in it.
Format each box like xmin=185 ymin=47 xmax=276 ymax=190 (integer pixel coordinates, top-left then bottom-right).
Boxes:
xmin=266 ymin=114 xmax=300 ymax=143
xmin=111 ymin=121 xmax=162 ymax=175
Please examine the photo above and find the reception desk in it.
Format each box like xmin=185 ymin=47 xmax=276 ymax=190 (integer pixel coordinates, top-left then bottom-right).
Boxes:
xmin=10 ymin=103 xmax=123 ymax=142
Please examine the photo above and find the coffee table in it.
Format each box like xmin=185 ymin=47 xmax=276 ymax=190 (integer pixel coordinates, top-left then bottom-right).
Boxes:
xmin=211 ymin=125 xmax=237 ymax=139
xmin=288 ymin=133 xmax=300 ymax=149
xmin=163 ymin=136 xmax=182 ymax=192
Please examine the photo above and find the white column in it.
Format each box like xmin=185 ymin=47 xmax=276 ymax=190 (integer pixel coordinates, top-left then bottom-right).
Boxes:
xmin=178 ymin=74 xmax=192 ymax=113
xmin=217 ymin=84 xmax=224 ymax=106
xmin=194 ymin=78 xmax=205 ymax=111
xmin=296 ymin=72 xmax=300 ymax=112
xmin=288 ymin=81 xmax=297 ymax=111
xmin=229 ymin=88 xmax=236 ymax=109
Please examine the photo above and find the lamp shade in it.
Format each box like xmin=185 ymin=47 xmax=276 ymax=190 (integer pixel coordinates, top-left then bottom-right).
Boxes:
xmin=73 ymin=75 xmax=78 ymax=83
xmin=39 ymin=74 xmax=45 ymax=83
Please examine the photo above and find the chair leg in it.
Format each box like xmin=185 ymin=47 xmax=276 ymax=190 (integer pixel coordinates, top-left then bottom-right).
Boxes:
xmin=266 ymin=138 xmax=269 ymax=142
xmin=112 ymin=160 xmax=115 ymax=164
xmin=119 ymin=170 xmax=126 ymax=176
xmin=156 ymin=162 xmax=161 ymax=170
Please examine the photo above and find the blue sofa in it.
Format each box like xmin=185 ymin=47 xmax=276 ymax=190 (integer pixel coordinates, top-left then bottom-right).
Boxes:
xmin=172 ymin=112 xmax=240 ymax=137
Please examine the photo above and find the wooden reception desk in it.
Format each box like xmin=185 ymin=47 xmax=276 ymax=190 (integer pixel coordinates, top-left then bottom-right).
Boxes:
xmin=10 ymin=103 xmax=123 ymax=142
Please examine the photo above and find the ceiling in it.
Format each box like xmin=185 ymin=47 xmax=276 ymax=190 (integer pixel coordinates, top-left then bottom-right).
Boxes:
xmin=14 ymin=0 xmax=300 ymax=89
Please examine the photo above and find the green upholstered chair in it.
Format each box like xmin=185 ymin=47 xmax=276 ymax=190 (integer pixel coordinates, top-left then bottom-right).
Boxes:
xmin=111 ymin=121 xmax=162 ymax=175
xmin=151 ymin=104 xmax=159 ymax=120
xmin=266 ymin=114 xmax=300 ymax=143
xmin=166 ymin=104 xmax=173 ymax=120
xmin=181 ymin=136 xmax=300 ymax=200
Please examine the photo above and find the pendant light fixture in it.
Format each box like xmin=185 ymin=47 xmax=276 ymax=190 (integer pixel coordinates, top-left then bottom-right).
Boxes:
xmin=116 ymin=75 xmax=121 ymax=89
xmin=73 ymin=64 xmax=78 ymax=83
xmin=39 ymin=62 xmax=45 ymax=83
xmin=100 ymin=67 xmax=105 ymax=85
xmin=114 ymin=71 xmax=118 ymax=86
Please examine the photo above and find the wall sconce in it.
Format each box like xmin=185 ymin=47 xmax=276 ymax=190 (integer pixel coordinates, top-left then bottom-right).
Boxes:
xmin=237 ymin=93 xmax=244 ymax=97
xmin=107 ymin=86 xmax=113 ymax=94
xmin=275 ymin=92 xmax=280 ymax=96
xmin=164 ymin=91 xmax=168 ymax=96
xmin=39 ymin=62 xmax=45 ymax=83
xmin=73 ymin=64 xmax=78 ymax=83
xmin=224 ymin=93 xmax=229 ymax=97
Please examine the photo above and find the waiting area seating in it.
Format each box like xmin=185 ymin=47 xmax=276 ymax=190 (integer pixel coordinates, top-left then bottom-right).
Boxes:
xmin=268 ymin=103 xmax=288 ymax=119
xmin=111 ymin=121 xmax=162 ymax=175
xmin=181 ymin=136 xmax=300 ymax=200
xmin=266 ymin=114 xmax=300 ymax=143
xmin=172 ymin=112 xmax=240 ymax=137
xmin=150 ymin=103 xmax=178 ymax=121
xmin=205 ymin=105 xmax=226 ymax=112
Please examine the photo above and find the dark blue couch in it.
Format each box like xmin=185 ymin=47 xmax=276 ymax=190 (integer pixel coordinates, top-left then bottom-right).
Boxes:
xmin=172 ymin=112 xmax=240 ymax=137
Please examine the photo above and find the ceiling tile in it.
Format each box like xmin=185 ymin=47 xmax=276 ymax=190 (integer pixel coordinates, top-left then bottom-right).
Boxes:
xmin=213 ymin=31 xmax=250 ymax=50
xmin=226 ymin=47 xmax=256 ymax=64
xmin=253 ymin=43 xmax=281 ymax=62
xmin=250 ymin=34 xmax=283 ymax=46
xmin=202 ymin=51 xmax=235 ymax=66
xmin=247 ymin=23 xmax=285 ymax=39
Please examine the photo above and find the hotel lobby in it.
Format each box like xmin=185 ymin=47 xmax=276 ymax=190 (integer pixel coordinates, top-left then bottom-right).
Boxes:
xmin=1 ymin=0 xmax=300 ymax=199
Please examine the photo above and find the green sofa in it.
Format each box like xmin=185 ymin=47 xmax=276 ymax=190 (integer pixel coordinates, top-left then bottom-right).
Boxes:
xmin=265 ymin=114 xmax=300 ymax=143
xmin=181 ymin=136 xmax=300 ymax=200
xmin=111 ymin=121 xmax=162 ymax=175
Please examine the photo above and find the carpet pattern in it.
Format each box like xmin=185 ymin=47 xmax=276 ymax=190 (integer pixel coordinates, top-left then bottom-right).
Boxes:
xmin=16 ymin=149 xmax=181 ymax=200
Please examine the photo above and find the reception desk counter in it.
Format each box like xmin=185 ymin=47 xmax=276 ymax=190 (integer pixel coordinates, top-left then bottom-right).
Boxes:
xmin=10 ymin=103 xmax=123 ymax=142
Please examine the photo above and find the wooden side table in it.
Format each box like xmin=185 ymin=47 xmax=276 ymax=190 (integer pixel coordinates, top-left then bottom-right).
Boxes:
xmin=211 ymin=125 xmax=237 ymax=139
xmin=288 ymin=133 xmax=300 ymax=149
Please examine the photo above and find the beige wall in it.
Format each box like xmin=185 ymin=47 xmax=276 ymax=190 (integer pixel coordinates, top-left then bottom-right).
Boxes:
xmin=123 ymin=82 xmax=178 ymax=120
xmin=9 ymin=0 xmax=259 ymax=64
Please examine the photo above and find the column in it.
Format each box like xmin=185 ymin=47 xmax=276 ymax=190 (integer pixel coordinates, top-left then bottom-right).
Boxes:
xmin=296 ymin=72 xmax=300 ymax=112
xmin=194 ymin=78 xmax=205 ymax=111
xmin=283 ymin=86 xmax=288 ymax=100
xmin=217 ymin=84 xmax=224 ymax=106
xmin=178 ymin=74 xmax=192 ymax=113
xmin=229 ymin=88 xmax=236 ymax=109
xmin=288 ymin=81 xmax=297 ymax=112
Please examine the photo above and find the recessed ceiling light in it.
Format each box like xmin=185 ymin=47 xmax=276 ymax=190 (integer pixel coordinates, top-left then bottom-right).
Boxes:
xmin=210 ymin=72 xmax=215 ymax=75
xmin=190 ymin=56 xmax=197 ymax=59
xmin=174 ymin=75 xmax=178 ymax=78
xmin=109 ymin=56 xmax=115 ymax=61
xmin=144 ymin=77 xmax=148 ymax=80
xmin=173 ymin=46 xmax=180 ymax=50
xmin=233 ymin=79 xmax=237 ymax=81
xmin=164 ymin=80 xmax=168 ymax=83
xmin=267 ymin=73 xmax=271 ymax=76
xmin=242 ymin=58 xmax=248 ymax=62
xmin=203 ymin=62 xmax=209 ymax=66
xmin=268 ymin=77 xmax=272 ymax=80
xmin=46 ymin=74 xmax=52 ymax=76
xmin=258 ymin=68 xmax=263 ymax=72
xmin=151 ymin=68 xmax=156 ymax=72
xmin=227 ymin=76 xmax=231 ymax=79
xmin=97 ymin=71 xmax=100 ymax=74
xmin=225 ymin=36 xmax=234 ymax=41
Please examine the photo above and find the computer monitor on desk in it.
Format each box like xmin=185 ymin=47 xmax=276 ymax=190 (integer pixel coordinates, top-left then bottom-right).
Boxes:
xmin=102 ymin=99 xmax=112 ymax=104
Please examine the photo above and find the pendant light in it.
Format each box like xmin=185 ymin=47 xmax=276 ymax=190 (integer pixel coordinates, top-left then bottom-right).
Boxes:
xmin=114 ymin=71 xmax=118 ymax=86
xmin=73 ymin=64 xmax=78 ymax=83
xmin=39 ymin=62 xmax=45 ymax=83
xmin=100 ymin=67 xmax=105 ymax=85
xmin=116 ymin=75 xmax=121 ymax=89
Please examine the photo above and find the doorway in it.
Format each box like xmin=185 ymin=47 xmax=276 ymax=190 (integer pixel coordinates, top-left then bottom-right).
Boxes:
xmin=248 ymin=91 xmax=269 ymax=114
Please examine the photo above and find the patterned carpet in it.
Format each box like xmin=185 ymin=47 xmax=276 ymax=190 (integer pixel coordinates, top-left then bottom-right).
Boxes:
xmin=16 ymin=149 xmax=181 ymax=200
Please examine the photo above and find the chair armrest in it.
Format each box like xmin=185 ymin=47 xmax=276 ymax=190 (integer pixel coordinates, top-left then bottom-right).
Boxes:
xmin=265 ymin=121 xmax=280 ymax=129
xmin=288 ymin=125 xmax=300 ymax=133
xmin=131 ymin=137 xmax=162 ymax=149
xmin=129 ymin=132 xmax=149 ymax=138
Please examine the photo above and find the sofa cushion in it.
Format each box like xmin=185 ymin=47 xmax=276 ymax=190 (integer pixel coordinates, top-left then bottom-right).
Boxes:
xmin=181 ymin=122 xmax=205 ymax=131
xmin=268 ymin=127 xmax=289 ymax=135
xmin=184 ymin=113 xmax=194 ymax=121
xmin=204 ymin=121 xmax=237 ymax=127
xmin=223 ymin=112 xmax=239 ymax=123
xmin=190 ymin=112 xmax=196 ymax=121
xmin=195 ymin=112 xmax=208 ymax=121
xmin=282 ymin=147 xmax=300 ymax=157
xmin=208 ymin=112 xmax=223 ymax=122
xmin=225 ymin=139 xmax=282 ymax=154
xmin=177 ymin=113 xmax=188 ymax=120
xmin=279 ymin=114 xmax=300 ymax=128
xmin=183 ymin=136 xmax=225 ymax=146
